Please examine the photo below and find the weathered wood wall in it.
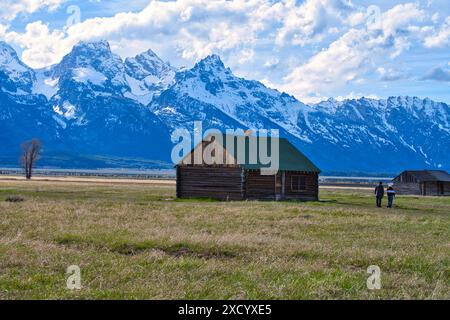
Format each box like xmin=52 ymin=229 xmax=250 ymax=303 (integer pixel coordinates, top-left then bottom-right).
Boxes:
xmin=177 ymin=167 xmax=320 ymax=201
xmin=423 ymin=181 xmax=450 ymax=196
xmin=244 ymin=170 xmax=319 ymax=201
xmin=284 ymin=171 xmax=319 ymax=201
xmin=176 ymin=166 xmax=244 ymax=200
xmin=393 ymin=181 xmax=450 ymax=196
xmin=393 ymin=182 xmax=422 ymax=195
xmin=444 ymin=182 xmax=450 ymax=196
xmin=245 ymin=170 xmax=276 ymax=200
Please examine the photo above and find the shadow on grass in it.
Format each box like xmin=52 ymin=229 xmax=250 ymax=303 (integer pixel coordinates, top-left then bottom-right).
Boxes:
xmin=54 ymin=233 xmax=237 ymax=260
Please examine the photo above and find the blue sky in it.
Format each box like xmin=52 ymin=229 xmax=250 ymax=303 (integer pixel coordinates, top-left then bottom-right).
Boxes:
xmin=0 ymin=0 xmax=449 ymax=103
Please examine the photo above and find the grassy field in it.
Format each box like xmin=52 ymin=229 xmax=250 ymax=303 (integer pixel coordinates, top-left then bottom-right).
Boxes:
xmin=0 ymin=179 xmax=448 ymax=299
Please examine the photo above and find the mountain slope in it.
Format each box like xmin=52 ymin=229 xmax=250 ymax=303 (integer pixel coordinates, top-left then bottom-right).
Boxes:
xmin=150 ymin=55 xmax=308 ymax=141
xmin=0 ymin=39 xmax=449 ymax=173
xmin=0 ymin=41 xmax=173 ymax=168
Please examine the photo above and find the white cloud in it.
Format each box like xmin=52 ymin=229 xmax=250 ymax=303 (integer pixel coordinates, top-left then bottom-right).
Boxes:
xmin=424 ymin=16 xmax=450 ymax=48
xmin=0 ymin=0 xmax=448 ymax=103
xmin=264 ymin=58 xmax=280 ymax=68
xmin=6 ymin=0 xmax=270 ymax=67
xmin=5 ymin=21 xmax=66 ymax=68
xmin=377 ymin=67 xmax=407 ymax=81
xmin=276 ymin=3 xmax=426 ymax=102
xmin=0 ymin=0 xmax=65 ymax=21
xmin=275 ymin=0 xmax=355 ymax=46
xmin=1 ymin=0 xmax=362 ymax=69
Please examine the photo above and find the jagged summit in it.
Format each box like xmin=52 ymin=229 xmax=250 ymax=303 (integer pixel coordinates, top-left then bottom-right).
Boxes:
xmin=0 ymin=41 xmax=35 ymax=93
xmin=195 ymin=54 xmax=226 ymax=70
xmin=73 ymin=40 xmax=111 ymax=51
xmin=125 ymin=48 xmax=175 ymax=81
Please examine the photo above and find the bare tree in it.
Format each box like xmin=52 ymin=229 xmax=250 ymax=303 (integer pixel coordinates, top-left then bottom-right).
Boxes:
xmin=21 ymin=139 xmax=42 ymax=179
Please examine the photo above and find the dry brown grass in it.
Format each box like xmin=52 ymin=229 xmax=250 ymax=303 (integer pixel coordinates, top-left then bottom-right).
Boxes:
xmin=0 ymin=179 xmax=448 ymax=299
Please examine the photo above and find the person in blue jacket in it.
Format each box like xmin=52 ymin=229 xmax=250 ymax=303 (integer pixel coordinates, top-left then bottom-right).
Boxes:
xmin=375 ymin=182 xmax=384 ymax=207
xmin=387 ymin=186 xmax=396 ymax=208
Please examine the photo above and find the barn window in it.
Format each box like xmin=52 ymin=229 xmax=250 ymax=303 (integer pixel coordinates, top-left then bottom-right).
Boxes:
xmin=291 ymin=175 xmax=306 ymax=191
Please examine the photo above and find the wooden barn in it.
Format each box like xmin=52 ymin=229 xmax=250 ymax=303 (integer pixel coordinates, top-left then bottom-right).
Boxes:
xmin=176 ymin=135 xmax=321 ymax=201
xmin=392 ymin=170 xmax=450 ymax=196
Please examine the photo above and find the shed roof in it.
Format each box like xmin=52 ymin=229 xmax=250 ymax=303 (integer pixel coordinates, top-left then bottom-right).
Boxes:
xmin=399 ymin=170 xmax=450 ymax=182
xmin=181 ymin=134 xmax=321 ymax=173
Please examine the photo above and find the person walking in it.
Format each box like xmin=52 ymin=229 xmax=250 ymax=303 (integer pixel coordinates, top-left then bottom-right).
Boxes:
xmin=387 ymin=186 xmax=396 ymax=208
xmin=375 ymin=182 xmax=385 ymax=208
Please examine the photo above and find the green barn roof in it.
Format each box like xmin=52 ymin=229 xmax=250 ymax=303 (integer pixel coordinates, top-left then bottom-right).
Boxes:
xmin=184 ymin=134 xmax=321 ymax=173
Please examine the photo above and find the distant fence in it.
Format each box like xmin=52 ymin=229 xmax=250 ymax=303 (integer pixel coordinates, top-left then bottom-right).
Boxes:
xmin=319 ymin=176 xmax=393 ymax=185
xmin=0 ymin=168 xmax=176 ymax=180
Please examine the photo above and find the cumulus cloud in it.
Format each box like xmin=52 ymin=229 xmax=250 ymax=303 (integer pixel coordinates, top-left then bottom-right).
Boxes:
xmin=277 ymin=3 xmax=427 ymax=102
xmin=274 ymin=0 xmax=355 ymax=46
xmin=2 ymin=0 xmax=356 ymax=69
xmin=5 ymin=21 xmax=66 ymax=68
xmin=424 ymin=16 xmax=450 ymax=48
xmin=5 ymin=0 xmax=271 ymax=67
xmin=0 ymin=0 xmax=449 ymax=102
xmin=0 ymin=0 xmax=65 ymax=22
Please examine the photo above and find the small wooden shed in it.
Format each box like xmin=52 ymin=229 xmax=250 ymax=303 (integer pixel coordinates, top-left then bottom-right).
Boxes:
xmin=392 ymin=170 xmax=450 ymax=196
xmin=176 ymin=135 xmax=321 ymax=201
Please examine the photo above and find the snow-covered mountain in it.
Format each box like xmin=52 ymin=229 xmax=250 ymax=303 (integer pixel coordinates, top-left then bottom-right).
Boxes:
xmin=1 ymin=39 xmax=449 ymax=173
xmin=299 ymin=97 xmax=450 ymax=172
xmin=0 ymin=41 xmax=35 ymax=93
xmin=151 ymin=55 xmax=305 ymax=137
xmin=1 ymin=41 xmax=173 ymax=167
xmin=125 ymin=48 xmax=176 ymax=105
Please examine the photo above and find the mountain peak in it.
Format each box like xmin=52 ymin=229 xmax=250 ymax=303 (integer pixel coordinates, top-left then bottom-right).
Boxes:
xmin=74 ymin=40 xmax=111 ymax=52
xmin=57 ymin=40 xmax=116 ymax=69
xmin=139 ymin=48 xmax=161 ymax=60
xmin=0 ymin=41 xmax=35 ymax=92
xmin=124 ymin=48 xmax=175 ymax=84
xmin=197 ymin=54 xmax=225 ymax=69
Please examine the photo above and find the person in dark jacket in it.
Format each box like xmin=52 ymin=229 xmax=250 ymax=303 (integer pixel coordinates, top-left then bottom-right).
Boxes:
xmin=375 ymin=182 xmax=384 ymax=207
xmin=387 ymin=186 xmax=396 ymax=208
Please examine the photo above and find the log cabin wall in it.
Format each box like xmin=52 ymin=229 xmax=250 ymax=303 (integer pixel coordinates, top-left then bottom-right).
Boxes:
xmin=443 ymin=182 xmax=450 ymax=196
xmin=243 ymin=170 xmax=319 ymax=201
xmin=392 ymin=182 xmax=422 ymax=195
xmin=393 ymin=181 xmax=450 ymax=196
xmin=428 ymin=181 xmax=450 ymax=196
xmin=177 ymin=166 xmax=244 ymax=200
xmin=423 ymin=181 xmax=439 ymax=196
xmin=244 ymin=169 xmax=277 ymax=200
xmin=284 ymin=171 xmax=319 ymax=201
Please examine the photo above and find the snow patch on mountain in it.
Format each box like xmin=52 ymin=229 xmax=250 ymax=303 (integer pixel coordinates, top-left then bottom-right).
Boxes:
xmin=72 ymin=67 xmax=107 ymax=85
